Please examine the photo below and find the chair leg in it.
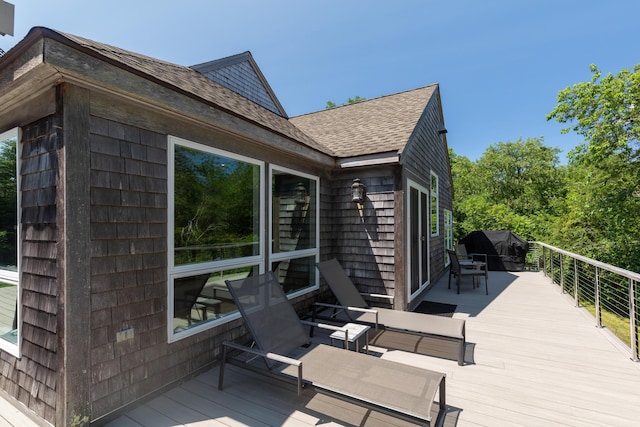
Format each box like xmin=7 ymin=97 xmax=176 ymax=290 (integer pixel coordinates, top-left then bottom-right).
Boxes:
xmin=456 ymin=275 xmax=461 ymax=294
xmin=485 ymin=270 xmax=489 ymax=295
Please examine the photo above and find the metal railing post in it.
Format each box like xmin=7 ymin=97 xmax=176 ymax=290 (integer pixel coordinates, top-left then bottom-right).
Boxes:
xmin=550 ymin=249 xmax=554 ymax=285
xmin=574 ymin=258 xmax=579 ymax=307
xmin=534 ymin=241 xmax=640 ymax=362
xmin=560 ymin=253 xmax=565 ymax=293
xmin=595 ymin=266 xmax=602 ymax=328
xmin=630 ymin=279 xmax=638 ymax=361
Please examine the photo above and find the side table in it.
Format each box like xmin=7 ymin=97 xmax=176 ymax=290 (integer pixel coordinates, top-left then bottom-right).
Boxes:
xmin=329 ymin=323 xmax=370 ymax=353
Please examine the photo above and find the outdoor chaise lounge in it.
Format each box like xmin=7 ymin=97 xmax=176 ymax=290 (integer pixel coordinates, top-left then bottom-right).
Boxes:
xmin=218 ymin=271 xmax=447 ymax=426
xmin=316 ymin=258 xmax=466 ymax=365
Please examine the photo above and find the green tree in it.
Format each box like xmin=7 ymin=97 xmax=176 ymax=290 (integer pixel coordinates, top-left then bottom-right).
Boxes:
xmin=0 ymin=138 xmax=16 ymax=265
xmin=547 ymin=64 xmax=640 ymax=271
xmin=476 ymin=138 xmax=565 ymax=218
xmin=450 ymin=138 xmax=566 ymax=241
xmin=325 ymin=96 xmax=367 ymax=109
xmin=547 ymin=64 xmax=640 ymax=162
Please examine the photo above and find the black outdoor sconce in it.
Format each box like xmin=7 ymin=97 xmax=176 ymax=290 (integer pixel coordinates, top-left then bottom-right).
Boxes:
xmin=351 ymin=178 xmax=366 ymax=221
xmin=294 ymin=182 xmax=308 ymax=205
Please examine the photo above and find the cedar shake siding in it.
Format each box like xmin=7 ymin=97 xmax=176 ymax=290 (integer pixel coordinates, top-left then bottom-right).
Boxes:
xmin=6 ymin=115 xmax=60 ymax=422
xmin=0 ymin=27 xmax=454 ymax=425
xmin=400 ymin=89 xmax=453 ymax=286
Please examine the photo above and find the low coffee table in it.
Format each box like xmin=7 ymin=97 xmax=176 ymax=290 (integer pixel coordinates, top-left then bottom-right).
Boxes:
xmin=329 ymin=323 xmax=370 ymax=353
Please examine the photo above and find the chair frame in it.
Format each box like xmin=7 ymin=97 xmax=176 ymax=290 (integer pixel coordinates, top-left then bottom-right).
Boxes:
xmin=218 ymin=271 xmax=447 ymax=426
xmin=448 ymin=250 xmax=488 ymax=295
xmin=315 ymin=258 xmax=466 ymax=365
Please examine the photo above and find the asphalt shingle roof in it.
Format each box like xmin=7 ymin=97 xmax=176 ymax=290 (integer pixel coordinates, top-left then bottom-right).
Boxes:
xmin=43 ymin=28 xmax=326 ymax=153
xmin=290 ymin=85 xmax=437 ymax=158
xmin=17 ymin=28 xmax=438 ymax=162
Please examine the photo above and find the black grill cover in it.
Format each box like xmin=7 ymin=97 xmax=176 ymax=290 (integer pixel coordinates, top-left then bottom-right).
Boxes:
xmin=459 ymin=230 xmax=529 ymax=271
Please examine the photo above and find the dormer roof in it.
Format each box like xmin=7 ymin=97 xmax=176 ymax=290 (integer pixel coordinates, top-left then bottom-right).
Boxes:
xmin=191 ymin=51 xmax=288 ymax=118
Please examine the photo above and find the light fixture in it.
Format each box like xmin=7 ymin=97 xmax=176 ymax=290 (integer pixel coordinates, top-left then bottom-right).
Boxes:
xmin=294 ymin=182 xmax=308 ymax=205
xmin=351 ymin=178 xmax=366 ymax=221
xmin=437 ymin=123 xmax=448 ymax=135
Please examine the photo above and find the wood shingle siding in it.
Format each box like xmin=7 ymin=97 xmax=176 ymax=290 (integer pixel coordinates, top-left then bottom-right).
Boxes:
xmin=0 ymin=27 xmax=454 ymax=425
xmin=3 ymin=115 xmax=61 ymax=423
xmin=88 ymin=116 xmax=171 ymax=419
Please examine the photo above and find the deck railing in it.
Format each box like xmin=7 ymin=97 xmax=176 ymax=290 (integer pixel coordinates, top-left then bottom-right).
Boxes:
xmin=529 ymin=242 xmax=639 ymax=362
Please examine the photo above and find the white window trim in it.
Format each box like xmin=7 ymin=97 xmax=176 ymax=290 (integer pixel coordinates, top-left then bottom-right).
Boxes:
xmin=167 ymin=135 xmax=265 ymax=342
xmin=407 ymin=179 xmax=430 ymax=302
xmin=269 ymin=164 xmax=320 ymax=297
xmin=430 ymin=171 xmax=439 ymax=237
xmin=444 ymin=209 xmax=453 ymax=267
xmin=0 ymin=127 xmax=21 ymax=357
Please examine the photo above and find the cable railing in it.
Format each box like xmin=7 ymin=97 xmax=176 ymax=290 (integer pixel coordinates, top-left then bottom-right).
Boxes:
xmin=530 ymin=242 xmax=639 ymax=362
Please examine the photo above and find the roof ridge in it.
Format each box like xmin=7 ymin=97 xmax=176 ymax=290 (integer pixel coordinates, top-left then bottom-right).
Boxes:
xmin=292 ymin=83 xmax=439 ymax=119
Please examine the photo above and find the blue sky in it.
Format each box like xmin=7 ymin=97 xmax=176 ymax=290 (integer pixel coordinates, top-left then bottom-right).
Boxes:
xmin=2 ymin=0 xmax=639 ymax=162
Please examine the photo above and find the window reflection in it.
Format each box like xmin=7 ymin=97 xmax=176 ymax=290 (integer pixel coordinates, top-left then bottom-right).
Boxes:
xmin=173 ymin=265 xmax=258 ymax=333
xmin=272 ymin=256 xmax=316 ymax=294
xmin=0 ymin=282 xmax=17 ymax=344
xmin=270 ymin=168 xmax=319 ymax=294
xmin=0 ymin=130 xmax=18 ymax=349
xmin=272 ymin=173 xmax=316 ymax=253
xmin=173 ymin=145 xmax=261 ymax=266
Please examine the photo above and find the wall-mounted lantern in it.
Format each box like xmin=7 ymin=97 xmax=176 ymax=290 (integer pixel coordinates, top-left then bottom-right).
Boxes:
xmin=294 ymin=182 xmax=308 ymax=205
xmin=351 ymin=178 xmax=366 ymax=221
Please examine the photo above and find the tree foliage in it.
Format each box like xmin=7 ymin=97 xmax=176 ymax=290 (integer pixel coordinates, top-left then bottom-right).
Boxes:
xmin=546 ymin=64 xmax=640 ymax=270
xmin=547 ymin=64 xmax=640 ymax=163
xmin=450 ymin=138 xmax=564 ymax=242
xmin=451 ymin=64 xmax=640 ymax=273
xmin=325 ymin=96 xmax=367 ymax=109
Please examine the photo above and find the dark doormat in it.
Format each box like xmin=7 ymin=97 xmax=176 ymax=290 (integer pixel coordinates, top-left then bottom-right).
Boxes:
xmin=413 ymin=301 xmax=457 ymax=317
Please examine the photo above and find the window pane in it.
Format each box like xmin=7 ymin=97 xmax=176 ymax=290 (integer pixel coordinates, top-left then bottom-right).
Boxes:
xmin=272 ymin=172 xmax=317 ymax=253
xmin=430 ymin=174 xmax=438 ymax=235
xmin=173 ymin=145 xmax=261 ymax=266
xmin=0 ymin=131 xmax=18 ymax=348
xmin=172 ymin=265 xmax=258 ymax=333
xmin=272 ymin=256 xmax=316 ymax=294
xmin=0 ymin=282 xmax=17 ymax=344
xmin=0 ymin=135 xmax=17 ymax=272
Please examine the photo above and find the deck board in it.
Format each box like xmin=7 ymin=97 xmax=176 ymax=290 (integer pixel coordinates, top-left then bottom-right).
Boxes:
xmin=3 ymin=271 xmax=640 ymax=426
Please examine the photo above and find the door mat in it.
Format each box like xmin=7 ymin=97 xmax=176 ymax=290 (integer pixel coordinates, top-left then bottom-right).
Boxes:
xmin=413 ymin=301 xmax=457 ymax=317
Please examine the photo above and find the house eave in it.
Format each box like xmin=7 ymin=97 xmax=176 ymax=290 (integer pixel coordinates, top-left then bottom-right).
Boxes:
xmin=337 ymin=151 xmax=400 ymax=168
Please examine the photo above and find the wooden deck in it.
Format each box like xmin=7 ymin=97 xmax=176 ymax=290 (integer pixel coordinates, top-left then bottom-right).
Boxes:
xmin=4 ymin=270 xmax=640 ymax=426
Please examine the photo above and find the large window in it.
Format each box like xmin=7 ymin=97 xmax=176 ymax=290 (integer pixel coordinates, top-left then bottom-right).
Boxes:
xmin=0 ymin=128 xmax=20 ymax=356
xmin=430 ymin=172 xmax=439 ymax=236
xmin=168 ymin=136 xmax=264 ymax=341
xmin=270 ymin=166 xmax=319 ymax=295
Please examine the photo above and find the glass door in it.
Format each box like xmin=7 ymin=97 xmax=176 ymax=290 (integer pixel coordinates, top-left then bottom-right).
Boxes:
xmin=408 ymin=180 xmax=430 ymax=300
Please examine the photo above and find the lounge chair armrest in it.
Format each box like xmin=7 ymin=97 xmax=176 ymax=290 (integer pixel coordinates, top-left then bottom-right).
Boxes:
xmin=314 ymin=302 xmax=378 ymax=315
xmin=300 ymin=319 xmax=348 ymax=333
xmin=300 ymin=320 xmax=351 ymax=347
xmin=361 ymin=292 xmax=393 ymax=301
xmin=219 ymin=340 xmax=304 ymax=395
xmin=313 ymin=302 xmax=379 ymax=329
xmin=221 ymin=340 xmax=302 ymax=366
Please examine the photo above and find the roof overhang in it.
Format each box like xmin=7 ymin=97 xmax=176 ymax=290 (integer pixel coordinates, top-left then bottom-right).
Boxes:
xmin=337 ymin=151 xmax=400 ymax=168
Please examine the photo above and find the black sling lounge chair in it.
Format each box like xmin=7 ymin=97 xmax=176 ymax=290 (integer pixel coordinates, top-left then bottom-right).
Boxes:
xmin=316 ymin=258 xmax=466 ymax=365
xmin=218 ymin=271 xmax=447 ymax=426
